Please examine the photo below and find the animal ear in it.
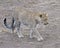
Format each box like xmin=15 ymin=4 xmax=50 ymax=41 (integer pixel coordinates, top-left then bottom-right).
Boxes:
xmin=46 ymin=13 xmax=48 ymax=17
xmin=44 ymin=12 xmax=48 ymax=17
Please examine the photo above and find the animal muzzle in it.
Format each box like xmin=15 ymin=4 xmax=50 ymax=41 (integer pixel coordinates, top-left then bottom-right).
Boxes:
xmin=44 ymin=22 xmax=48 ymax=25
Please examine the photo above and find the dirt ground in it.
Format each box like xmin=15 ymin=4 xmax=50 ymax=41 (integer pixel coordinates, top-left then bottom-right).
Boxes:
xmin=0 ymin=0 xmax=60 ymax=48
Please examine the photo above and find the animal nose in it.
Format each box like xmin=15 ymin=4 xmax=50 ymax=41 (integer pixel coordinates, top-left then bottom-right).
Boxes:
xmin=44 ymin=22 xmax=48 ymax=25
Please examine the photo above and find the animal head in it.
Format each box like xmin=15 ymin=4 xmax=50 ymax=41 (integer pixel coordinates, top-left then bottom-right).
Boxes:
xmin=38 ymin=12 xmax=49 ymax=25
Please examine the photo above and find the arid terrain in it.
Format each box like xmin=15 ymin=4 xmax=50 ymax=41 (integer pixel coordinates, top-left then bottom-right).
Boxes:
xmin=0 ymin=0 xmax=60 ymax=48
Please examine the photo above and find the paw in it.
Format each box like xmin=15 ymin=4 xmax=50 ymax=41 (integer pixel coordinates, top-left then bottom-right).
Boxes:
xmin=18 ymin=35 xmax=24 ymax=38
xmin=37 ymin=37 xmax=43 ymax=41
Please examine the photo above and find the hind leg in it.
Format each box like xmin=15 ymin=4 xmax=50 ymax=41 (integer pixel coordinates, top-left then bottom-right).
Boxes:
xmin=16 ymin=28 xmax=24 ymax=38
xmin=16 ymin=22 xmax=24 ymax=38
xmin=29 ymin=28 xmax=34 ymax=38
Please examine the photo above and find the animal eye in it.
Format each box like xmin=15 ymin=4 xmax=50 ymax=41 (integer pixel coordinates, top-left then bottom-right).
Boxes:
xmin=40 ymin=15 xmax=42 ymax=17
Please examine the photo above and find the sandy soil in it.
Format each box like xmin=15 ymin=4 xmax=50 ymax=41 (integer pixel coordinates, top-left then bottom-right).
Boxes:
xmin=0 ymin=0 xmax=60 ymax=48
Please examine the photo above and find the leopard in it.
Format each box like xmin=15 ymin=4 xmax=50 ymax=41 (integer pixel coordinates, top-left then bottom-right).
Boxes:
xmin=4 ymin=6 xmax=48 ymax=41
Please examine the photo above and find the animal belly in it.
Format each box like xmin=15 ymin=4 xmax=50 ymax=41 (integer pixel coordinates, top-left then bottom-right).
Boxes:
xmin=21 ymin=19 xmax=36 ymax=28
xmin=19 ymin=15 xmax=36 ymax=28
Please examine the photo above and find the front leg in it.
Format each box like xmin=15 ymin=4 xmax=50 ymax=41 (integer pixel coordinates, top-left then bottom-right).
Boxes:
xmin=33 ymin=28 xmax=43 ymax=41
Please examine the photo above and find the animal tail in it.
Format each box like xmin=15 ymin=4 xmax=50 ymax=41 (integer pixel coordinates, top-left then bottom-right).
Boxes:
xmin=4 ymin=17 xmax=15 ymax=29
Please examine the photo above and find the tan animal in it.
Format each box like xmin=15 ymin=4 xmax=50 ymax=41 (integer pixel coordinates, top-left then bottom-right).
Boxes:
xmin=4 ymin=6 xmax=48 ymax=41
